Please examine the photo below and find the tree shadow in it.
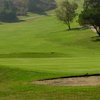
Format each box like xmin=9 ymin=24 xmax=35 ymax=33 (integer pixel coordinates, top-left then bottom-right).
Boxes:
xmin=0 ymin=19 xmax=25 ymax=23
xmin=67 ymin=26 xmax=89 ymax=31
xmin=30 ymin=10 xmax=48 ymax=16
xmin=0 ymin=52 xmax=66 ymax=58
xmin=91 ymin=36 xmax=100 ymax=42
xmin=50 ymin=26 xmax=88 ymax=34
xmin=0 ymin=22 xmax=3 ymax=25
xmin=10 ymin=19 xmax=25 ymax=23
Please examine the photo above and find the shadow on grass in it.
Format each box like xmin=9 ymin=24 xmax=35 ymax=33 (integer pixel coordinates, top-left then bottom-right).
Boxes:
xmin=0 ymin=19 xmax=25 ymax=24
xmin=31 ymin=10 xmax=48 ymax=16
xmin=50 ymin=26 xmax=89 ymax=34
xmin=0 ymin=22 xmax=3 ymax=25
xmin=91 ymin=36 xmax=100 ymax=42
xmin=7 ymin=19 xmax=25 ymax=23
xmin=0 ymin=52 xmax=66 ymax=58
xmin=67 ymin=26 xmax=89 ymax=31
xmin=0 ymin=65 xmax=54 ymax=82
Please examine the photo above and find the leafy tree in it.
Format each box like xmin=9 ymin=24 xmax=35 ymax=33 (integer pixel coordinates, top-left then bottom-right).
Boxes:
xmin=0 ymin=0 xmax=56 ymax=22
xmin=12 ymin=0 xmax=28 ymax=16
xmin=0 ymin=0 xmax=56 ymax=18
xmin=79 ymin=0 xmax=100 ymax=36
xmin=28 ymin=0 xmax=56 ymax=14
xmin=56 ymin=0 xmax=78 ymax=30
xmin=0 ymin=0 xmax=17 ymax=22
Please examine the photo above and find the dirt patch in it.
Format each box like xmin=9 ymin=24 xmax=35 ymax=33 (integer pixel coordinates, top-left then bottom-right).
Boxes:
xmin=33 ymin=76 xmax=100 ymax=86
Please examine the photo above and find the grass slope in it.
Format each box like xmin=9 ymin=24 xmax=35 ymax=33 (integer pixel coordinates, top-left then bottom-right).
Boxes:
xmin=0 ymin=0 xmax=100 ymax=99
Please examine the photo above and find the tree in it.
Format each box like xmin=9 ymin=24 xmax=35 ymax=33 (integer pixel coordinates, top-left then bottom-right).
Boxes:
xmin=12 ymin=0 xmax=28 ymax=16
xmin=0 ymin=0 xmax=57 ymax=22
xmin=56 ymin=0 xmax=78 ymax=30
xmin=28 ymin=0 xmax=56 ymax=14
xmin=0 ymin=0 xmax=17 ymax=22
xmin=79 ymin=0 xmax=100 ymax=36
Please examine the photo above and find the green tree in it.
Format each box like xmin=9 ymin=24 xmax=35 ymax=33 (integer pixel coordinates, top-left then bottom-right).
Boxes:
xmin=79 ymin=0 xmax=100 ymax=36
xmin=12 ymin=0 xmax=28 ymax=16
xmin=0 ymin=0 xmax=17 ymax=22
xmin=56 ymin=0 xmax=78 ymax=30
xmin=28 ymin=0 xmax=56 ymax=14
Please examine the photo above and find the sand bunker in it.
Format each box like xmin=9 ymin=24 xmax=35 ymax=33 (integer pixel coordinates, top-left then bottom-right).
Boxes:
xmin=33 ymin=76 xmax=100 ymax=86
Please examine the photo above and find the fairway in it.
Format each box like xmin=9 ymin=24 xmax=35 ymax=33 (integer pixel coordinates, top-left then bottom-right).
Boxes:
xmin=0 ymin=0 xmax=100 ymax=99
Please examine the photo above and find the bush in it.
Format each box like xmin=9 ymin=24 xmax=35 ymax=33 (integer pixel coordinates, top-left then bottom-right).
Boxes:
xmin=0 ymin=9 xmax=17 ymax=22
xmin=0 ymin=0 xmax=18 ymax=22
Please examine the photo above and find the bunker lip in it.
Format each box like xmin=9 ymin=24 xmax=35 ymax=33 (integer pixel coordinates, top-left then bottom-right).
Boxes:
xmin=33 ymin=74 xmax=100 ymax=86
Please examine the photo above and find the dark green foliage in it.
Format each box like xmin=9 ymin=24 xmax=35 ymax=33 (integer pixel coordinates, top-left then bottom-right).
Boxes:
xmin=28 ymin=0 xmax=56 ymax=14
xmin=0 ymin=0 xmax=56 ymax=22
xmin=79 ymin=0 xmax=100 ymax=36
xmin=0 ymin=0 xmax=17 ymax=22
xmin=12 ymin=0 xmax=28 ymax=16
xmin=56 ymin=0 xmax=78 ymax=30
xmin=0 ymin=9 xmax=17 ymax=22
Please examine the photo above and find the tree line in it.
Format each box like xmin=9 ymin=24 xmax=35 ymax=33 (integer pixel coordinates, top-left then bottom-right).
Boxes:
xmin=0 ymin=0 xmax=56 ymax=22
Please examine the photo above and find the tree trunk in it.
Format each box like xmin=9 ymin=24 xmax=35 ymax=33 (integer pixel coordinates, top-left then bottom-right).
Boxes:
xmin=68 ymin=24 xmax=71 ymax=30
xmin=93 ymin=25 xmax=100 ymax=36
xmin=67 ymin=21 xmax=71 ymax=30
xmin=97 ymin=31 xmax=100 ymax=36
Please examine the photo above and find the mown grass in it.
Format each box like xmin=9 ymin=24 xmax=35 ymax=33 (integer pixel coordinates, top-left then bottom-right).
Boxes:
xmin=0 ymin=0 xmax=100 ymax=99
